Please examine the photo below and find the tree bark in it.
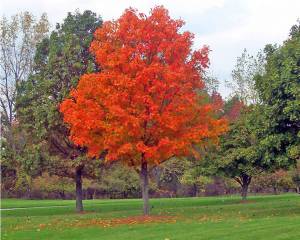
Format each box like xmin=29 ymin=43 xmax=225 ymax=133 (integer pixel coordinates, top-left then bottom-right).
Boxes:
xmin=241 ymin=184 xmax=249 ymax=200
xmin=193 ymin=183 xmax=198 ymax=197
xmin=140 ymin=161 xmax=150 ymax=215
xmin=241 ymin=175 xmax=251 ymax=200
xmin=75 ymin=167 xmax=83 ymax=212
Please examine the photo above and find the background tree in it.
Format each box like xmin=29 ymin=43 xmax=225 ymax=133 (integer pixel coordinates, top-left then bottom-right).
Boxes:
xmin=223 ymin=96 xmax=244 ymax=122
xmin=153 ymin=157 xmax=190 ymax=197
xmin=0 ymin=12 xmax=49 ymax=195
xmin=291 ymin=161 xmax=300 ymax=193
xmin=95 ymin=162 xmax=140 ymax=199
xmin=203 ymin=70 xmax=220 ymax=95
xmin=212 ymin=105 xmax=269 ymax=200
xmin=180 ymin=165 xmax=212 ymax=197
xmin=255 ymin=21 xmax=300 ymax=170
xmin=204 ymin=48 xmax=261 ymax=200
xmin=60 ymin=6 xmax=227 ymax=215
xmin=0 ymin=12 xmax=49 ymax=126
xmin=227 ymin=48 xmax=265 ymax=105
xmin=32 ymin=173 xmax=74 ymax=199
xmin=17 ymin=10 xmax=103 ymax=212
xmin=253 ymin=170 xmax=295 ymax=194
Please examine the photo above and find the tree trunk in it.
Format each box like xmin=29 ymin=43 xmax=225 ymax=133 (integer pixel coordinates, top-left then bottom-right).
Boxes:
xmin=241 ymin=175 xmax=251 ymax=200
xmin=140 ymin=162 xmax=150 ymax=215
xmin=75 ymin=167 xmax=83 ymax=212
xmin=241 ymin=184 xmax=249 ymax=200
xmin=193 ymin=183 xmax=198 ymax=197
xmin=59 ymin=191 xmax=65 ymax=200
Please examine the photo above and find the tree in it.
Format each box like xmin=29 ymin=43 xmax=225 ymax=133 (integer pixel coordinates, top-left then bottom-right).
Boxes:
xmin=255 ymin=21 xmax=300 ymax=170
xmin=32 ymin=173 xmax=74 ymax=199
xmin=0 ymin=12 xmax=49 ymax=195
xmin=153 ymin=157 xmax=190 ymax=197
xmin=227 ymin=48 xmax=265 ymax=105
xmin=95 ymin=162 xmax=140 ymax=199
xmin=291 ymin=161 xmax=300 ymax=193
xmin=17 ymin=10 xmax=103 ymax=212
xmin=192 ymin=95 xmax=265 ymax=199
xmin=254 ymin=170 xmax=294 ymax=194
xmin=0 ymin=12 xmax=49 ymax=126
xmin=180 ymin=165 xmax=212 ymax=197
xmin=60 ymin=6 xmax=227 ymax=215
xmin=203 ymin=70 xmax=219 ymax=95
xmin=214 ymin=105 xmax=269 ymax=200
xmin=223 ymin=96 xmax=244 ymax=122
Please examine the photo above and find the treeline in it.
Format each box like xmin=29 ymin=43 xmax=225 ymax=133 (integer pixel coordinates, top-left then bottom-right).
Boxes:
xmin=3 ymin=160 xmax=298 ymax=200
xmin=1 ymin=9 xmax=299 ymax=213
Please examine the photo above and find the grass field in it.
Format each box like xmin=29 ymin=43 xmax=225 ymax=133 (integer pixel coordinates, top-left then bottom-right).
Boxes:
xmin=1 ymin=194 xmax=300 ymax=240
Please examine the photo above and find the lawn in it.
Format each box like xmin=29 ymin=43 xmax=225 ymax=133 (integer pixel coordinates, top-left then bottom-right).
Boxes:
xmin=1 ymin=194 xmax=300 ymax=240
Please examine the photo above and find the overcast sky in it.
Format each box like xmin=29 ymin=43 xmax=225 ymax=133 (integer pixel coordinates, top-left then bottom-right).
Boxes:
xmin=1 ymin=0 xmax=299 ymax=97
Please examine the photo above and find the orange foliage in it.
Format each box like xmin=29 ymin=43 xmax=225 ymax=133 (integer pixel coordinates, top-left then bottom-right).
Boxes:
xmin=60 ymin=6 xmax=227 ymax=167
xmin=211 ymin=91 xmax=225 ymax=113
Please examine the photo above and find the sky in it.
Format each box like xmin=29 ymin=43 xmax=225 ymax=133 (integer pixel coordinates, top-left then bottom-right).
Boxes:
xmin=1 ymin=0 xmax=299 ymax=97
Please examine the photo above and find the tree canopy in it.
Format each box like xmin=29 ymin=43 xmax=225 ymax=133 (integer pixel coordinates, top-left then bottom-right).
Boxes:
xmin=60 ymin=6 xmax=227 ymax=214
xmin=255 ymin=21 xmax=300 ymax=169
xmin=16 ymin=10 xmax=103 ymax=212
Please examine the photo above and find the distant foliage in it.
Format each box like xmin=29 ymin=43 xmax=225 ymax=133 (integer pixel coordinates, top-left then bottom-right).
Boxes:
xmin=0 ymin=12 xmax=49 ymax=126
xmin=227 ymin=48 xmax=265 ymax=105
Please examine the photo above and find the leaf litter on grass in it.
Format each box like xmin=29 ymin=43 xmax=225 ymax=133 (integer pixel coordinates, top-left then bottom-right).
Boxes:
xmin=68 ymin=215 xmax=178 ymax=228
xmin=13 ymin=215 xmax=178 ymax=232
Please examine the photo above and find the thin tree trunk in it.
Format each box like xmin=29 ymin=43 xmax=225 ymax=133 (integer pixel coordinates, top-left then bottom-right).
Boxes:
xmin=241 ymin=183 xmax=249 ymax=200
xmin=75 ymin=167 xmax=83 ymax=212
xmin=59 ymin=191 xmax=65 ymax=200
xmin=193 ymin=183 xmax=198 ymax=197
xmin=140 ymin=161 xmax=150 ymax=215
xmin=240 ymin=175 xmax=251 ymax=200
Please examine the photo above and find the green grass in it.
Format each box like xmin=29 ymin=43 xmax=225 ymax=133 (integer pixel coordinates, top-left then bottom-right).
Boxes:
xmin=1 ymin=194 xmax=300 ymax=240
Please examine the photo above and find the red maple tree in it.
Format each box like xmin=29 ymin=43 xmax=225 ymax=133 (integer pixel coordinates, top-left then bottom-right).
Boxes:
xmin=60 ymin=6 xmax=227 ymax=215
xmin=225 ymin=99 xmax=245 ymax=123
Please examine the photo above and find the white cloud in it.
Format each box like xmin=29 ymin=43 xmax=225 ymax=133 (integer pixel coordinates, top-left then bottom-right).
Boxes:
xmin=1 ymin=0 xmax=299 ymax=97
xmin=193 ymin=0 xmax=300 ymax=97
xmin=1 ymin=0 xmax=225 ymax=23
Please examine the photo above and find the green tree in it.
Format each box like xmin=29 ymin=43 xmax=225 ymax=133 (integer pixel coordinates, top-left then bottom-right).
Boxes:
xmin=95 ymin=162 xmax=140 ymax=199
xmin=180 ymin=168 xmax=212 ymax=197
xmin=215 ymin=106 xmax=267 ymax=200
xmin=17 ymin=10 xmax=103 ymax=212
xmin=255 ymin=21 xmax=300 ymax=170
